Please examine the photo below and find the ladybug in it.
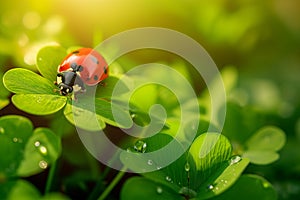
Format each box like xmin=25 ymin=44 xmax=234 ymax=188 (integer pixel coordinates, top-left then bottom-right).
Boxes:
xmin=56 ymin=48 xmax=109 ymax=96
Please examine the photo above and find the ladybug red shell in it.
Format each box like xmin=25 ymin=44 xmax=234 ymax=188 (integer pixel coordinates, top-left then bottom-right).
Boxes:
xmin=56 ymin=48 xmax=109 ymax=96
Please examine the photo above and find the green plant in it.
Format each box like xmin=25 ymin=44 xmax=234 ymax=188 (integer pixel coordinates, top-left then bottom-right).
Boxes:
xmin=0 ymin=44 xmax=287 ymax=200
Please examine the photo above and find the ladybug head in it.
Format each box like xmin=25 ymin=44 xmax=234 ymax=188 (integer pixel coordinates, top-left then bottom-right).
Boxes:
xmin=58 ymin=83 xmax=73 ymax=96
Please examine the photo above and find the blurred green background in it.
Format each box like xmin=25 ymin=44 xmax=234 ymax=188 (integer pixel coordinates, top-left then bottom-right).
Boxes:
xmin=0 ymin=0 xmax=300 ymax=199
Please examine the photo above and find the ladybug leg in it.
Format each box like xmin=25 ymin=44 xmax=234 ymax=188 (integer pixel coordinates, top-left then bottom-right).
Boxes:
xmin=71 ymin=93 xmax=78 ymax=102
xmin=74 ymin=76 xmax=86 ymax=93
xmin=99 ymin=81 xmax=106 ymax=87
xmin=53 ymin=73 xmax=64 ymax=93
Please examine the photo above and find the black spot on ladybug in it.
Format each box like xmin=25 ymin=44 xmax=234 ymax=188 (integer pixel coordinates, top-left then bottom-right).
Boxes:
xmin=72 ymin=50 xmax=80 ymax=54
xmin=90 ymin=55 xmax=99 ymax=64
xmin=104 ymin=66 xmax=108 ymax=74
xmin=94 ymin=75 xmax=99 ymax=81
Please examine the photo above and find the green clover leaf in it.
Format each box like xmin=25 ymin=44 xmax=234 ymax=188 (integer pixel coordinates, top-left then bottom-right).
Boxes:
xmin=0 ymin=115 xmax=61 ymax=178
xmin=2 ymin=45 xmax=133 ymax=131
xmin=120 ymin=132 xmax=250 ymax=199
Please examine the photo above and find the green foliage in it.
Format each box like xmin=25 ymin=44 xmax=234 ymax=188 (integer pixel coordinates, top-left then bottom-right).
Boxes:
xmin=0 ymin=115 xmax=63 ymax=199
xmin=0 ymin=115 xmax=61 ymax=178
xmin=17 ymin=127 xmax=61 ymax=176
xmin=221 ymin=102 xmax=286 ymax=165
xmin=1 ymin=180 xmax=70 ymax=200
xmin=0 ymin=70 xmax=9 ymax=109
xmin=1 ymin=180 xmax=41 ymax=200
xmin=36 ymin=45 xmax=67 ymax=81
xmin=214 ymin=175 xmax=277 ymax=200
xmin=121 ymin=133 xmax=250 ymax=199
xmin=3 ymin=45 xmax=132 ymax=131
xmin=3 ymin=68 xmax=55 ymax=94
xmin=1 ymin=0 xmax=298 ymax=198
xmin=121 ymin=177 xmax=184 ymax=200
xmin=64 ymin=97 xmax=132 ymax=131
xmin=243 ymin=126 xmax=286 ymax=164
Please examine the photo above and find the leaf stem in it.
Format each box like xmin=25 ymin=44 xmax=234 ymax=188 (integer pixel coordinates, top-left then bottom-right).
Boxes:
xmin=45 ymin=159 xmax=58 ymax=194
xmin=97 ymin=166 xmax=127 ymax=200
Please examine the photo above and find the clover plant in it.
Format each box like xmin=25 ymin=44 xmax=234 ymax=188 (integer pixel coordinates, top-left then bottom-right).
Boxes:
xmin=0 ymin=45 xmax=287 ymax=200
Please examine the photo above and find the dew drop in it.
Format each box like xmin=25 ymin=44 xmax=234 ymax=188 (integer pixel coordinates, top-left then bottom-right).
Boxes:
xmin=156 ymin=166 xmax=162 ymax=170
xmin=39 ymin=146 xmax=48 ymax=155
xmin=208 ymin=184 xmax=214 ymax=190
xmin=184 ymin=162 xmax=190 ymax=172
xmin=134 ymin=140 xmax=147 ymax=153
xmin=36 ymin=96 xmax=42 ymax=103
xmin=12 ymin=137 xmax=22 ymax=143
xmin=126 ymin=147 xmax=134 ymax=152
xmin=179 ymin=187 xmax=197 ymax=197
xmin=131 ymin=113 xmax=136 ymax=119
xmin=156 ymin=186 xmax=163 ymax=194
xmin=0 ymin=127 xmax=5 ymax=134
xmin=165 ymin=176 xmax=172 ymax=182
xmin=229 ymin=155 xmax=242 ymax=165
xmin=147 ymin=159 xmax=153 ymax=165
xmin=191 ymin=123 xmax=196 ymax=130
xmin=39 ymin=160 xmax=48 ymax=169
xmin=73 ymin=108 xmax=84 ymax=116
xmin=34 ymin=141 xmax=41 ymax=147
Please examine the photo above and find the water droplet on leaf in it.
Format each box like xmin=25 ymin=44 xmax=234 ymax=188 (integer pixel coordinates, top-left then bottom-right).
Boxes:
xmin=179 ymin=187 xmax=197 ymax=197
xmin=229 ymin=155 xmax=242 ymax=165
xmin=147 ymin=160 xmax=153 ymax=165
xmin=12 ymin=137 xmax=22 ymax=143
xmin=39 ymin=160 xmax=48 ymax=169
xmin=165 ymin=176 xmax=172 ymax=182
xmin=34 ymin=141 xmax=40 ymax=147
xmin=156 ymin=186 xmax=163 ymax=194
xmin=126 ymin=147 xmax=134 ymax=152
xmin=220 ymin=179 xmax=228 ymax=184
xmin=36 ymin=96 xmax=42 ymax=103
xmin=39 ymin=146 xmax=48 ymax=155
xmin=208 ymin=184 xmax=214 ymax=190
xmin=73 ymin=108 xmax=84 ymax=116
xmin=184 ymin=162 xmax=190 ymax=172
xmin=131 ymin=113 xmax=136 ymax=119
xmin=134 ymin=140 xmax=147 ymax=153
xmin=0 ymin=127 xmax=5 ymax=134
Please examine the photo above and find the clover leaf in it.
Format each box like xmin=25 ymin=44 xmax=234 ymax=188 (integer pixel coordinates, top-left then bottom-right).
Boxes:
xmin=213 ymin=174 xmax=277 ymax=200
xmin=243 ymin=126 xmax=286 ymax=164
xmin=2 ymin=45 xmax=133 ymax=131
xmin=1 ymin=179 xmax=70 ymax=200
xmin=0 ymin=70 xmax=10 ymax=110
xmin=0 ymin=115 xmax=61 ymax=178
xmin=221 ymin=102 xmax=286 ymax=165
xmin=3 ymin=67 xmax=67 ymax=115
xmin=120 ymin=132 xmax=250 ymax=199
